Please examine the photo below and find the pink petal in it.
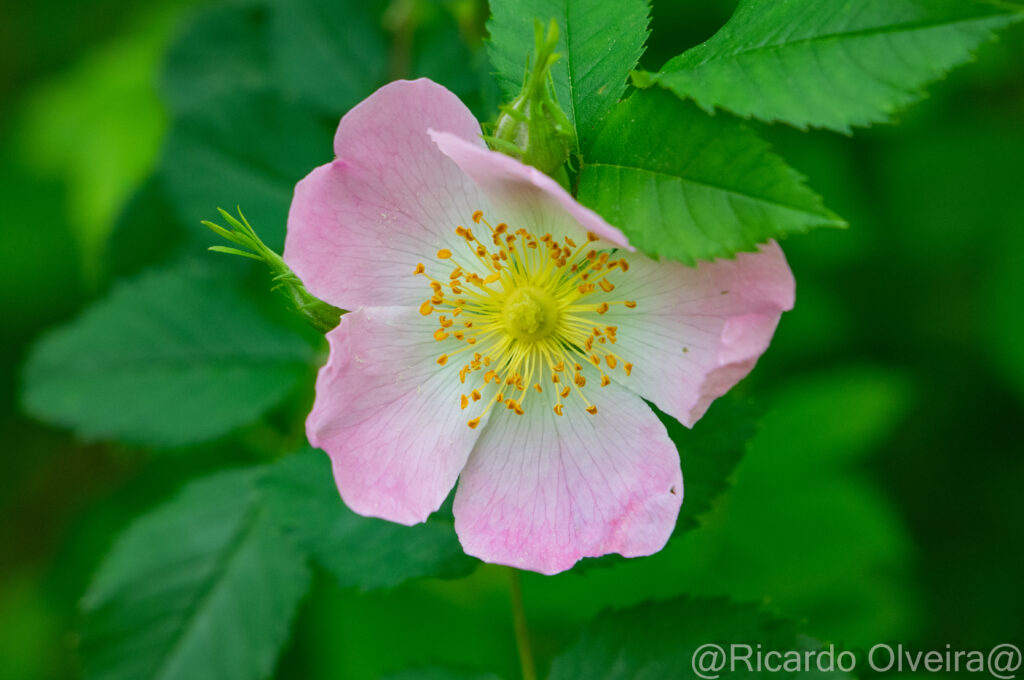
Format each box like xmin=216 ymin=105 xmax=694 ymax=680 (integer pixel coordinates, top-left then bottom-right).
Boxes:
xmin=308 ymin=306 xmax=490 ymax=525
xmin=284 ymin=79 xmax=488 ymax=310
xmin=430 ymin=131 xmax=633 ymax=251
xmin=454 ymin=376 xmax=682 ymax=574
xmin=603 ymin=241 xmax=795 ymax=427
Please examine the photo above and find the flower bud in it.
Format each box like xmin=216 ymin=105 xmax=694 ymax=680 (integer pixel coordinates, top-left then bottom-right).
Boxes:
xmin=489 ymin=20 xmax=575 ymax=176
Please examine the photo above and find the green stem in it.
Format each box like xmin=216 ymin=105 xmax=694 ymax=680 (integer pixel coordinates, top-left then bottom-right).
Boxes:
xmin=507 ymin=567 xmax=537 ymax=680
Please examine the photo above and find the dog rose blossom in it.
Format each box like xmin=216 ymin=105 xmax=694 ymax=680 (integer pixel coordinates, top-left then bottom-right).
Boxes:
xmin=284 ymin=79 xmax=794 ymax=574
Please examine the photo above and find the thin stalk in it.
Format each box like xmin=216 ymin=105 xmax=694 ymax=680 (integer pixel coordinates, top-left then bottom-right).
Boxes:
xmin=507 ymin=567 xmax=537 ymax=680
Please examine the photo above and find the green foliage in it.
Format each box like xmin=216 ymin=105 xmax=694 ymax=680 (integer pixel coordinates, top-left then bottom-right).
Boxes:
xmin=381 ymin=669 xmax=502 ymax=680
xmin=268 ymin=0 xmax=389 ymax=114
xmin=21 ymin=263 xmax=316 ymax=447
xmin=635 ymin=0 xmax=1024 ymax=132
xmin=80 ymin=468 xmax=311 ymax=680
xmin=660 ymin=396 xmax=757 ymax=535
xmin=8 ymin=1 xmax=1024 ymax=679
xmin=578 ymin=89 xmax=844 ymax=265
xmin=548 ymin=596 xmax=848 ymax=679
xmin=258 ymin=451 xmax=477 ymax=590
xmin=667 ymin=368 xmax=919 ymax=644
xmin=15 ymin=7 xmax=172 ymax=283
xmin=160 ymin=3 xmax=273 ymax=114
xmin=160 ymin=89 xmax=332 ymax=251
xmin=487 ymin=0 xmax=651 ymax=153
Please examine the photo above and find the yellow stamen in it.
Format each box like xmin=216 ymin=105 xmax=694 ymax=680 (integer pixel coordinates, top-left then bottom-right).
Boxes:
xmin=415 ymin=210 xmax=639 ymax=424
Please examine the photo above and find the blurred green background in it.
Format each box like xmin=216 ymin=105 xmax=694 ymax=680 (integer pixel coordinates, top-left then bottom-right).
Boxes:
xmin=1 ymin=1 xmax=1022 ymax=678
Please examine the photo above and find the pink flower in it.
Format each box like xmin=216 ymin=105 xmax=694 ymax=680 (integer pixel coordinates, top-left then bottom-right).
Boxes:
xmin=284 ymin=79 xmax=795 ymax=574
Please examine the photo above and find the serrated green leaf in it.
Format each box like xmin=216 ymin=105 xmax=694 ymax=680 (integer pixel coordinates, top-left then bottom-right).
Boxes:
xmin=635 ymin=0 xmax=1024 ymax=132
xmin=81 ymin=468 xmax=311 ymax=680
xmin=21 ymin=263 xmax=316 ymax=447
xmin=486 ymin=0 xmax=651 ymax=153
xmin=659 ymin=396 xmax=757 ymax=535
xmin=548 ymin=596 xmax=850 ymax=680
xmin=577 ymin=89 xmax=844 ymax=265
xmin=259 ymin=450 xmax=477 ymax=591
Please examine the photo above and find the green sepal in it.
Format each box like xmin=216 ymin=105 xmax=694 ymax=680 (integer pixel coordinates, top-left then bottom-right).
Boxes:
xmin=203 ymin=207 xmax=343 ymax=333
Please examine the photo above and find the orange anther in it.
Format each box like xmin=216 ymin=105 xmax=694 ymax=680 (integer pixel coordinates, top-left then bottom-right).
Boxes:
xmin=599 ymin=279 xmax=615 ymax=293
xmin=624 ymin=300 xmax=636 ymax=308
xmin=624 ymin=363 xmax=633 ymax=376
xmin=413 ymin=263 xmax=425 ymax=275
xmin=601 ymin=375 xmax=611 ymax=387
xmin=596 ymin=302 xmax=610 ymax=314
xmin=437 ymin=249 xmax=452 ymax=259
xmin=472 ymin=210 xmax=484 ymax=223
xmin=418 ymin=301 xmax=434 ymax=316
xmin=434 ymin=329 xmax=449 ymax=341
xmin=460 ymin=395 xmax=469 ymax=410
xmin=554 ymin=404 xmax=564 ymax=416
xmin=471 ymin=389 xmax=481 ymax=401
xmin=560 ymin=386 xmax=571 ymax=398
xmin=586 ymin=405 xmax=598 ymax=415
xmin=606 ymin=355 xmax=617 ymax=369
xmin=437 ymin=354 xmax=448 ymax=366
xmin=468 ymin=417 xmax=481 ymax=429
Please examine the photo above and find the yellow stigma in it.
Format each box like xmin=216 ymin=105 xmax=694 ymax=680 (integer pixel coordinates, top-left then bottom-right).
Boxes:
xmin=414 ymin=211 xmax=638 ymax=427
xmin=502 ymin=287 xmax=558 ymax=341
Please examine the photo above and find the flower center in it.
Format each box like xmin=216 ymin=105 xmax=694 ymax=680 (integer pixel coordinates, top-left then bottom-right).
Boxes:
xmin=502 ymin=287 xmax=558 ymax=341
xmin=413 ymin=210 xmax=637 ymax=428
